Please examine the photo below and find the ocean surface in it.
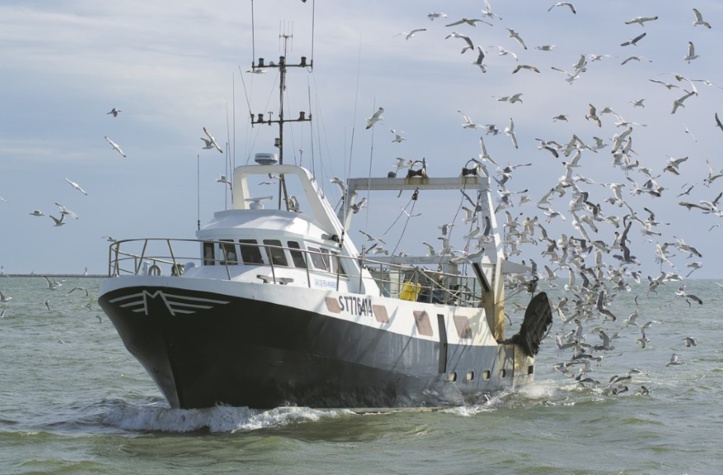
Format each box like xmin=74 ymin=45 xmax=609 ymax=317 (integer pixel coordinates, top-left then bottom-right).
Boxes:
xmin=0 ymin=276 xmax=721 ymax=475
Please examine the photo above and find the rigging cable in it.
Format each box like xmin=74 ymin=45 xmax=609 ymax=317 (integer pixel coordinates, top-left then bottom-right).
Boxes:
xmin=387 ymin=189 xmax=420 ymax=256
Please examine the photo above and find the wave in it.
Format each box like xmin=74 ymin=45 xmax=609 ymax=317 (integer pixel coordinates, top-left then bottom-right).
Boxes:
xmin=99 ymin=399 xmax=352 ymax=434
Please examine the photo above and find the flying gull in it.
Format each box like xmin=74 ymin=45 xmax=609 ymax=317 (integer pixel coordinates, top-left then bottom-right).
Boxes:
xmin=107 ymin=108 xmax=122 ymax=117
xmin=547 ymin=2 xmax=577 ymax=14
xmin=104 ymin=136 xmax=126 ymax=158
xmin=427 ymin=12 xmax=448 ymax=21
xmin=625 ymin=16 xmax=659 ymax=27
xmin=64 ymin=177 xmax=87 ymax=195
xmin=692 ymin=8 xmax=711 ymax=28
xmin=683 ymin=41 xmax=699 ymax=63
xmin=504 ymin=118 xmax=518 ymax=149
xmin=620 ymin=32 xmax=647 ymax=47
xmin=445 ymin=18 xmax=492 ymax=27
xmin=397 ymin=28 xmax=426 ymax=40
xmin=202 ymin=127 xmax=224 ymax=153
xmin=365 ymin=107 xmax=384 ymax=129
xmin=445 ymin=32 xmax=474 ymax=54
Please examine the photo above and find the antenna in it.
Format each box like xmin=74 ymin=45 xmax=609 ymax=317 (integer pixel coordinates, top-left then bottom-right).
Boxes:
xmin=249 ymin=36 xmax=312 ymax=210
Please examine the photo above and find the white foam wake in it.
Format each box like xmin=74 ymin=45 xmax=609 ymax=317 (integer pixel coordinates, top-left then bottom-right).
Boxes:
xmin=101 ymin=401 xmax=351 ymax=433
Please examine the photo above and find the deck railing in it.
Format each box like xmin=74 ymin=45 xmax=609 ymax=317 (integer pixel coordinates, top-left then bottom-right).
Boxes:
xmin=107 ymin=238 xmax=483 ymax=307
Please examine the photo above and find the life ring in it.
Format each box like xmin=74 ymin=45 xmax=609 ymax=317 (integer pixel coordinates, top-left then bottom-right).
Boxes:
xmin=148 ymin=264 xmax=161 ymax=276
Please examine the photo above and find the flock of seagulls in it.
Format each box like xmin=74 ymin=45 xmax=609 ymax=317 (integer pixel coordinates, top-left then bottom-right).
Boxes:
xmin=375 ymin=2 xmax=722 ymax=395
xmin=0 ymin=278 xmax=98 ymax=321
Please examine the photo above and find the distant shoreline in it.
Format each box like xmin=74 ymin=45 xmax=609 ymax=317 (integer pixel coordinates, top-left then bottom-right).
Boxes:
xmin=0 ymin=274 xmax=107 ymax=278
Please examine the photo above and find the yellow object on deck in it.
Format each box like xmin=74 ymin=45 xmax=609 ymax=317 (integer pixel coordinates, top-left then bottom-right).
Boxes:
xmin=399 ymin=282 xmax=421 ymax=301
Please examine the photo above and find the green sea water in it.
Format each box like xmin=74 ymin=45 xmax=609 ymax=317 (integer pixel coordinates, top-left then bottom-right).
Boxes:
xmin=0 ymin=277 xmax=720 ymax=474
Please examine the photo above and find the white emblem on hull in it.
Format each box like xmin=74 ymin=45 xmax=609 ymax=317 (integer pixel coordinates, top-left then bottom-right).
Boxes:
xmin=108 ymin=290 xmax=229 ymax=316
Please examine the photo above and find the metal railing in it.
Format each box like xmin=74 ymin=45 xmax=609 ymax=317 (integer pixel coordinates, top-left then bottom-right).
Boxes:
xmin=107 ymin=238 xmax=483 ymax=307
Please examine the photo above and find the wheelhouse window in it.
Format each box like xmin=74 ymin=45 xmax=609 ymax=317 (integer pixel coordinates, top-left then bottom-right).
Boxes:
xmin=287 ymin=241 xmax=307 ymax=268
xmin=307 ymin=246 xmax=328 ymax=271
xmin=220 ymin=240 xmax=238 ymax=265
xmin=319 ymin=248 xmax=332 ymax=272
xmin=203 ymin=242 xmax=215 ymax=266
xmin=239 ymin=239 xmax=264 ymax=265
xmin=263 ymin=239 xmax=288 ymax=267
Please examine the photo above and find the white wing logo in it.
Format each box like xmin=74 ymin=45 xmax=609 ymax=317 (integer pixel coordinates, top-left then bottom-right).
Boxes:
xmin=108 ymin=290 xmax=229 ymax=316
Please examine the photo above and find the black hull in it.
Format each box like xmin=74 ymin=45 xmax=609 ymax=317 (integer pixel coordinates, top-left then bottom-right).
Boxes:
xmin=99 ymin=286 xmax=532 ymax=409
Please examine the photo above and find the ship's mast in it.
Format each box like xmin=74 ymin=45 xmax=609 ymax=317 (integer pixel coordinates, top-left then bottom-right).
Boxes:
xmin=249 ymin=33 xmax=312 ymax=209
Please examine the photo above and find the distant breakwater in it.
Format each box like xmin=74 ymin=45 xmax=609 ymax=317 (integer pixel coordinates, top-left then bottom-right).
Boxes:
xmin=0 ymin=274 xmax=106 ymax=278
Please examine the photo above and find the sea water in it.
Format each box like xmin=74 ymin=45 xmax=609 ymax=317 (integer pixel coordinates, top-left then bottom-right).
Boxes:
xmin=0 ymin=277 xmax=720 ymax=474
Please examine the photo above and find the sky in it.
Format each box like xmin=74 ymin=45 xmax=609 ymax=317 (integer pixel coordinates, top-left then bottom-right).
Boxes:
xmin=0 ymin=0 xmax=721 ymax=280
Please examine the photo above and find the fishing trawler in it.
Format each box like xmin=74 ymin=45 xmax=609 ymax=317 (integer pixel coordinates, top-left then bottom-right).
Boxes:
xmin=97 ymin=12 xmax=552 ymax=410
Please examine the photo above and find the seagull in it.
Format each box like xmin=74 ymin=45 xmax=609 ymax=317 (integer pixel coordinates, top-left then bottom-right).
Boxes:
xmin=216 ymin=175 xmax=232 ymax=189
xmin=683 ymin=41 xmax=699 ymax=63
xmin=359 ymin=230 xmax=386 ymax=245
xmin=445 ymin=18 xmax=492 ymax=27
xmin=625 ymin=16 xmax=659 ymax=26
xmin=676 ymin=286 xmax=703 ymax=305
xmin=55 ymin=202 xmax=78 ymax=219
xmin=547 ymin=2 xmax=576 ymax=14
xmin=496 ymin=46 xmax=518 ymax=61
xmin=104 ymin=136 xmax=126 ymax=158
xmin=585 ymin=104 xmax=602 ymax=127
xmin=682 ymin=336 xmax=697 ymax=347
xmin=200 ymin=137 xmax=216 ymax=150
xmin=664 ymin=156 xmax=689 ymax=175
xmin=365 ymin=107 xmax=384 ymax=129
xmin=49 ymin=214 xmax=66 ymax=227
xmin=620 ymin=32 xmax=646 ymax=47
xmin=44 ymin=276 xmax=62 ymax=290
xmin=496 ymin=93 xmax=524 ymax=103
xmin=427 ymin=12 xmax=448 ymax=21
xmin=202 ymin=127 xmax=223 ymax=153
xmin=350 ymin=197 xmax=367 ymax=214
xmin=512 ymin=64 xmax=540 ymax=74
xmin=29 ymin=210 xmax=44 ymax=216
xmin=64 ymin=177 xmax=87 ymax=195
xmin=0 ymin=290 xmax=12 ymax=302
xmin=473 ymin=46 xmax=487 ymax=72
xmin=649 ymin=79 xmax=679 ymax=90
xmin=666 ymin=353 xmax=683 ymax=367
xmin=671 ymin=90 xmax=696 ymax=114
xmin=445 ymin=32 xmax=474 ymax=54
xmin=390 ymin=128 xmax=405 ymax=142
xmin=478 ymin=136 xmax=497 ymax=165
xmin=504 ymin=118 xmax=518 ymax=149
xmin=69 ymin=287 xmax=89 ymax=297
xmin=692 ymin=8 xmax=711 ymax=28
xmin=107 ymin=107 xmax=122 ymax=117
xmin=458 ymin=110 xmax=481 ymax=129
xmin=397 ymin=28 xmax=426 ymax=40
xmin=621 ymin=55 xmax=651 ymax=65
xmin=506 ymin=28 xmax=527 ymax=49
xmin=716 ymin=113 xmax=723 ymax=132
xmin=481 ymin=0 xmax=502 ymax=20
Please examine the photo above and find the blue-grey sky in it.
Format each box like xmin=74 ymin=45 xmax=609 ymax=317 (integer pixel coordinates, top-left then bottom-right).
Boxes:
xmin=0 ymin=0 xmax=721 ymax=279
